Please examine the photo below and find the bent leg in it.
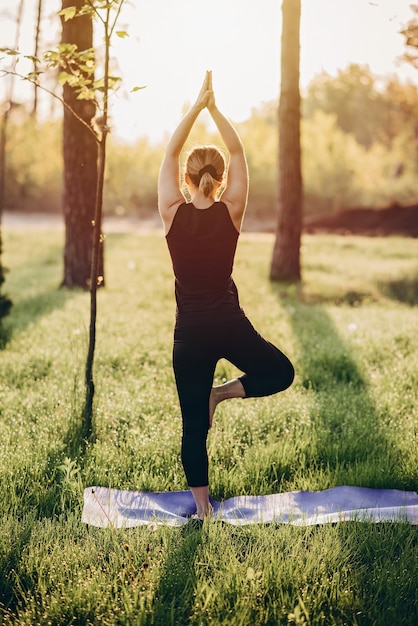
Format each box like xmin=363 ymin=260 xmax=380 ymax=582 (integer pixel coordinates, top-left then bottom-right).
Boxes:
xmin=223 ymin=316 xmax=295 ymax=398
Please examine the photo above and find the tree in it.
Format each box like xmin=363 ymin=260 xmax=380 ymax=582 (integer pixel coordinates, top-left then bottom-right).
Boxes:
xmin=31 ymin=0 xmax=43 ymax=117
xmin=0 ymin=0 xmax=25 ymax=324
xmin=270 ymin=0 xmax=302 ymax=282
xmin=401 ymin=4 xmax=418 ymax=69
xmin=2 ymin=0 xmax=135 ymax=433
xmin=1 ymin=1 xmax=133 ymax=433
xmin=303 ymin=65 xmax=418 ymax=150
xmin=60 ymin=0 xmax=101 ymax=289
xmin=303 ymin=65 xmax=387 ymax=149
xmin=57 ymin=0 xmax=128 ymax=431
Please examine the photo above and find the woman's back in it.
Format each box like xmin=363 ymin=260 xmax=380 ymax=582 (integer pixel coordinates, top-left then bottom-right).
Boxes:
xmin=166 ymin=201 xmax=242 ymax=320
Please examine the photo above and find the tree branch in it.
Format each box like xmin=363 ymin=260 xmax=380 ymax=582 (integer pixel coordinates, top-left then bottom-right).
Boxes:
xmin=0 ymin=68 xmax=99 ymax=143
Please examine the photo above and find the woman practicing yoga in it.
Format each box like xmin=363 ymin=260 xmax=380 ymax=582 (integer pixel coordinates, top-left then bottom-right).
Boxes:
xmin=158 ymin=71 xmax=294 ymax=519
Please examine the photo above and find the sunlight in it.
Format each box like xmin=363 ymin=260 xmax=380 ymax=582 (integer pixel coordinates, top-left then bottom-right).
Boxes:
xmin=0 ymin=0 xmax=415 ymax=141
xmin=109 ymin=0 xmax=416 ymax=141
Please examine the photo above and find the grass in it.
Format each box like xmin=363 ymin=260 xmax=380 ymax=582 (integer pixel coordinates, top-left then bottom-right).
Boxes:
xmin=0 ymin=226 xmax=417 ymax=625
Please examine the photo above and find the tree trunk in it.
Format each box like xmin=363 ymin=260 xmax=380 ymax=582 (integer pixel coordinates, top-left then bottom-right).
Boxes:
xmin=0 ymin=0 xmax=25 ymax=321
xmin=61 ymin=0 xmax=103 ymax=288
xmin=270 ymin=0 xmax=302 ymax=282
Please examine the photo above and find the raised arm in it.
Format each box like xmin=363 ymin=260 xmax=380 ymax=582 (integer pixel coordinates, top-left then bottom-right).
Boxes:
xmin=158 ymin=73 xmax=211 ymax=232
xmin=207 ymin=80 xmax=249 ymax=230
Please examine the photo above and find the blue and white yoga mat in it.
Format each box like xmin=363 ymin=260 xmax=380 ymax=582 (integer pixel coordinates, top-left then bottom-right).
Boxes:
xmin=82 ymin=486 xmax=418 ymax=528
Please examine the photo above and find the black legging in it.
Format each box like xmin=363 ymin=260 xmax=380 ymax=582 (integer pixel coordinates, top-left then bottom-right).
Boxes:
xmin=173 ymin=314 xmax=295 ymax=487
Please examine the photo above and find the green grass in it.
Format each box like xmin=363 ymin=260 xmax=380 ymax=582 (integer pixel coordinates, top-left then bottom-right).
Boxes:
xmin=0 ymin=227 xmax=417 ymax=625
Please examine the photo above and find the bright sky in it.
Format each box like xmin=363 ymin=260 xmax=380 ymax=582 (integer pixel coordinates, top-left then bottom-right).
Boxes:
xmin=0 ymin=0 xmax=416 ymax=142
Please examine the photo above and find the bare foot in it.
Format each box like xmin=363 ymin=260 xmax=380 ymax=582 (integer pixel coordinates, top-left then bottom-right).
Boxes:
xmin=208 ymin=379 xmax=246 ymax=428
xmin=190 ymin=486 xmax=212 ymax=519
xmin=192 ymin=503 xmax=214 ymax=520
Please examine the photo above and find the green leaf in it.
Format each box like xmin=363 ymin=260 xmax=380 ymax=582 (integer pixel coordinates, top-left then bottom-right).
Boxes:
xmin=58 ymin=6 xmax=77 ymax=22
xmin=131 ymin=85 xmax=147 ymax=92
xmin=78 ymin=4 xmax=94 ymax=17
xmin=95 ymin=1 xmax=116 ymax=8
xmin=76 ymin=86 xmax=96 ymax=101
xmin=27 ymin=71 xmax=43 ymax=82
xmin=0 ymin=48 xmax=20 ymax=56
xmin=57 ymin=71 xmax=87 ymax=88
xmin=57 ymin=43 xmax=78 ymax=55
xmin=24 ymin=55 xmax=40 ymax=63
xmin=77 ymin=48 xmax=95 ymax=61
xmin=57 ymin=71 xmax=73 ymax=85
xmin=116 ymin=31 xmax=129 ymax=39
xmin=92 ymin=76 xmax=122 ymax=92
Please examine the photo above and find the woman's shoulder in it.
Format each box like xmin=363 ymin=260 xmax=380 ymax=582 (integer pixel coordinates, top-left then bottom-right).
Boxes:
xmin=216 ymin=199 xmax=243 ymax=233
xmin=161 ymin=200 xmax=187 ymax=235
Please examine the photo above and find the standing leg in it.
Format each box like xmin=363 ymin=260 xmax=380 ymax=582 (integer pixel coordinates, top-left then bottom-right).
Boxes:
xmin=173 ymin=329 xmax=217 ymax=517
xmin=189 ymin=486 xmax=213 ymax=519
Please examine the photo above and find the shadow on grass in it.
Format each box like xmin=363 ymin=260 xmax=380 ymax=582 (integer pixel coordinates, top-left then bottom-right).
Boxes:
xmin=376 ymin=269 xmax=418 ymax=306
xmin=0 ymin=285 xmax=81 ymax=350
xmin=150 ymin=524 xmax=203 ymax=626
xmin=0 ymin=320 xmax=12 ymax=348
xmin=0 ymin=411 xmax=96 ymax=616
xmin=270 ymin=282 xmax=413 ymax=491
xmin=42 ymin=400 xmax=97 ymax=517
xmin=12 ymin=414 xmax=96 ymax=522
xmin=0 ymin=241 xmax=83 ymax=349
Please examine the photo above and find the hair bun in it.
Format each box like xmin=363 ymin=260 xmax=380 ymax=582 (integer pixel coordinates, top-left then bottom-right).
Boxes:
xmin=198 ymin=164 xmax=218 ymax=181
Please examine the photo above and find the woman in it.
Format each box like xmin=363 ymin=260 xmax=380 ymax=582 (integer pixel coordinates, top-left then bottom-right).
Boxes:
xmin=158 ymin=71 xmax=294 ymax=519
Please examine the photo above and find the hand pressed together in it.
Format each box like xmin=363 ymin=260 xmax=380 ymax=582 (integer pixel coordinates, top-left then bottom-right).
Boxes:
xmin=194 ymin=70 xmax=216 ymax=112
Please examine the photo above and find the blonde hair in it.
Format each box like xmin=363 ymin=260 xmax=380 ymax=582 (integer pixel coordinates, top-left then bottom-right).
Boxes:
xmin=185 ymin=145 xmax=225 ymax=198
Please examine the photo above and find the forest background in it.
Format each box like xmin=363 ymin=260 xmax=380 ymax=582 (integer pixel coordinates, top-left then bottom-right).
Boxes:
xmin=1 ymin=0 xmax=418 ymax=230
xmin=4 ymin=61 xmax=418 ymax=227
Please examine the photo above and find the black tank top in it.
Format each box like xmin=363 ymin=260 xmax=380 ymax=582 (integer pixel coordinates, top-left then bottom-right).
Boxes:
xmin=166 ymin=201 xmax=244 ymax=326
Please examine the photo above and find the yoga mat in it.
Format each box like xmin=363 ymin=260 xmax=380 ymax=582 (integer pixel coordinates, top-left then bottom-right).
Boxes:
xmin=82 ymin=486 xmax=418 ymax=528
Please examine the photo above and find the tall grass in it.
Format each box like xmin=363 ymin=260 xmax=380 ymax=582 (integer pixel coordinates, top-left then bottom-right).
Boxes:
xmin=0 ymin=226 xmax=417 ymax=625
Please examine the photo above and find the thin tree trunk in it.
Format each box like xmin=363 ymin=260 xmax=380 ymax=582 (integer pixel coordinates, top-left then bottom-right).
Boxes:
xmin=0 ymin=103 xmax=12 ymax=319
xmin=0 ymin=0 xmax=25 ymax=320
xmin=270 ymin=0 xmax=302 ymax=282
xmin=83 ymin=5 xmax=113 ymax=430
xmin=0 ymin=0 xmax=25 ymax=220
xmin=31 ymin=0 xmax=42 ymax=117
xmin=84 ymin=131 xmax=107 ymax=427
